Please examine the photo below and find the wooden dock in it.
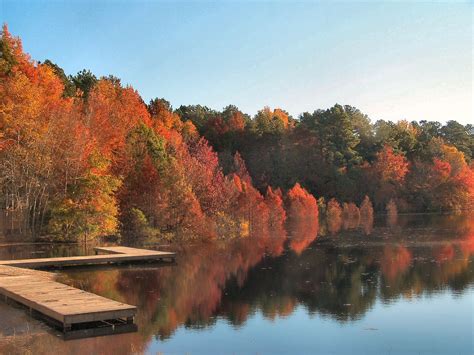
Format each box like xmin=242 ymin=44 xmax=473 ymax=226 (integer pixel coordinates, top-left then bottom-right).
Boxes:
xmin=0 ymin=246 xmax=175 ymax=269
xmin=0 ymin=246 xmax=175 ymax=339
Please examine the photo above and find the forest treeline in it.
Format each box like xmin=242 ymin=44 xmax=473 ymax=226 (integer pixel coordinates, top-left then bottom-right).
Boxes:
xmin=0 ymin=25 xmax=473 ymax=242
xmin=176 ymin=101 xmax=474 ymax=213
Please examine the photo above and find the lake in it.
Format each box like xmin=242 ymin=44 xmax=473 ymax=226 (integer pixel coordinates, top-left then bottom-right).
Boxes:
xmin=0 ymin=213 xmax=473 ymax=355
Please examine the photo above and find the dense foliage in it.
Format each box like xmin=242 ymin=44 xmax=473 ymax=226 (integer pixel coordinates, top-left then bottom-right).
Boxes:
xmin=177 ymin=101 xmax=474 ymax=214
xmin=0 ymin=26 xmax=472 ymax=242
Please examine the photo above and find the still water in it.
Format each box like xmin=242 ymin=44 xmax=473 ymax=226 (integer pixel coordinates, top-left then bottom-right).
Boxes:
xmin=0 ymin=214 xmax=473 ymax=354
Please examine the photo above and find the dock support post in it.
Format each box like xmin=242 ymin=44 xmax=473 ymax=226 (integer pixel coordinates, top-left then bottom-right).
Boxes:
xmin=63 ymin=323 xmax=72 ymax=333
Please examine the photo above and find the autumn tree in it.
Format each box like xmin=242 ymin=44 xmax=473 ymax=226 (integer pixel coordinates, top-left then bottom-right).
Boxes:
xmin=84 ymin=77 xmax=151 ymax=165
xmin=229 ymin=174 xmax=269 ymax=238
xmin=183 ymin=138 xmax=231 ymax=217
xmin=407 ymin=144 xmax=474 ymax=212
xmin=265 ymin=187 xmax=286 ymax=229
xmin=48 ymin=152 xmax=121 ymax=242
xmin=251 ymin=107 xmax=290 ymax=136
xmin=370 ymin=145 xmax=409 ymax=209
xmin=285 ymin=183 xmax=319 ymax=253
xmin=359 ymin=196 xmax=374 ymax=234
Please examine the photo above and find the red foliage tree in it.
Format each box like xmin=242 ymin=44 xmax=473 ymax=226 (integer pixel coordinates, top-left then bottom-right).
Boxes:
xmin=264 ymin=187 xmax=287 ymax=256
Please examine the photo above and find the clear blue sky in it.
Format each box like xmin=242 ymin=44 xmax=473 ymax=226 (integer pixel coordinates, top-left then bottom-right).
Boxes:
xmin=1 ymin=0 xmax=473 ymax=124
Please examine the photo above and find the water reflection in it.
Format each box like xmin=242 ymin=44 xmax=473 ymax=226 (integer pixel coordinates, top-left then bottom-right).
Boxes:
xmin=0 ymin=243 xmax=89 ymax=261
xmin=0 ymin=214 xmax=473 ymax=354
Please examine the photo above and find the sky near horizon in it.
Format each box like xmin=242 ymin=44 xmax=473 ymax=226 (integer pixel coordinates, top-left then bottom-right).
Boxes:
xmin=1 ymin=1 xmax=473 ymax=124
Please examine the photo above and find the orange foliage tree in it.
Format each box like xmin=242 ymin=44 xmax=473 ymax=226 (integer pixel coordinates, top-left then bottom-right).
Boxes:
xmin=408 ymin=144 xmax=474 ymax=212
xmin=285 ymin=183 xmax=319 ymax=253
xmin=370 ymin=145 xmax=409 ymax=209
xmin=0 ymin=25 xmax=89 ymax=238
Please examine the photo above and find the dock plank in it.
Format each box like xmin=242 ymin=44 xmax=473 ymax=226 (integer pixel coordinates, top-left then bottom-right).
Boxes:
xmin=0 ymin=275 xmax=136 ymax=325
xmin=0 ymin=247 xmax=175 ymax=269
xmin=94 ymin=246 xmax=163 ymax=255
